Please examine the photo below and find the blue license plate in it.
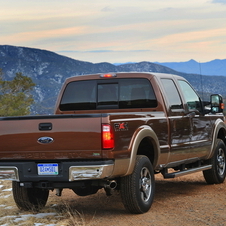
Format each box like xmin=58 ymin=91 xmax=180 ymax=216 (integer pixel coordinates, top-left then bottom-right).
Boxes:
xmin=37 ymin=163 xmax=58 ymax=175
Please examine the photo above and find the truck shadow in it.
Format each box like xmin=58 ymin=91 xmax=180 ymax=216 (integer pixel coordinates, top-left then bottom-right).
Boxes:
xmin=154 ymin=176 xmax=207 ymax=201
xmin=49 ymin=172 xmax=209 ymax=218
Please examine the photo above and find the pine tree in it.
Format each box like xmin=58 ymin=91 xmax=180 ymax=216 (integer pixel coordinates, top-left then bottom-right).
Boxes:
xmin=0 ymin=69 xmax=35 ymax=116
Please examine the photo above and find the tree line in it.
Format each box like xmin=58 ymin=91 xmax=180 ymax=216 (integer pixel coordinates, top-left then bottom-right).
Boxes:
xmin=0 ymin=68 xmax=35 ymax=116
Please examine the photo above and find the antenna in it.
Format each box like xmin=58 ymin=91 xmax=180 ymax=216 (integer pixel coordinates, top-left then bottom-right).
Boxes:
xmin=199 ymin=61 xmax=204 ymax=100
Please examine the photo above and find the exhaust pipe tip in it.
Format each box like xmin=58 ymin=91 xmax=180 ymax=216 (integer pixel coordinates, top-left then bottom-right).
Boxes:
xmin=104 ymin=180 xmax=117 ymax=196
xmin=108 ymin=180 xmax=117 ymax=189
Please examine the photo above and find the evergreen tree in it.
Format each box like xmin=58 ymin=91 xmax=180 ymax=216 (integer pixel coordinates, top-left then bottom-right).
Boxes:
xmin=0 ymin=69 xmax=35 ymax=116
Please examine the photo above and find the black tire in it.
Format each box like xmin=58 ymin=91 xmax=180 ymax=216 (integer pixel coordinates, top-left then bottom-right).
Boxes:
xmin=12 ymin=181 xmax=49 ymax=211
xmin=203 ymin=139 xmax=226 ymax=184
xmin=120 ymin=155 xmax=155 ymax=214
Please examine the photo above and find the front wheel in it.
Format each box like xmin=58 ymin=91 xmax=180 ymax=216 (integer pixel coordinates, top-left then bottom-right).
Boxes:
xmin=203 ymin=139 xmax=226 ymax=184
xmin=12 ymin=181 xmax=49 ymax=211
xmin=120 ymin=155 xmax=155 ymax=214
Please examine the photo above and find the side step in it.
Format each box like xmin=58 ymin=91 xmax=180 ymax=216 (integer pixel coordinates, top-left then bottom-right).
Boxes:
xmin=162 ymin=165 xmax=212 ymax=179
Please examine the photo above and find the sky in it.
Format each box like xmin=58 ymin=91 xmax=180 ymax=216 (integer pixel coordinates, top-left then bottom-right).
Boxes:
xmin=1 ymin=0 xmax=226 ymax=64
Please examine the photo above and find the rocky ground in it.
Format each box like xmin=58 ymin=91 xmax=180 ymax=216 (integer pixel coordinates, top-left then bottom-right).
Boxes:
xmin=0 ymin=172 xmax=225 ymax=226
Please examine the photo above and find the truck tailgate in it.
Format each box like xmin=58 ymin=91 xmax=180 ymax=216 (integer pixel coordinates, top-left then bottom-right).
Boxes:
xmin=0 ymin=114 xmax=102 ymax=160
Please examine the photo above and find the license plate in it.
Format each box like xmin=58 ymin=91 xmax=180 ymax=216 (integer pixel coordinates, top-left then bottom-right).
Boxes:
xmin=37 ymin=163 xmax=58 ymax=175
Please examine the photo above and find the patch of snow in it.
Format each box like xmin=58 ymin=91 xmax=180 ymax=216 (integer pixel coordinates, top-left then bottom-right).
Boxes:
xmin=37 ymin=62 xmax=49 ymax=75
xmin=13 ymin=212 xmax=57 ymax=223
xmin=2 ymin=188 xmax=12 ymax=192
xmin=34 ymin=87 xmax=44 ymax=102
xmin=54 ymin=74 xmax=63 ymax=84
xmin=50 ymin=204 xmax=58 ymax=207
xmin=7 ymin=69 xmax=16 ymax=77
xmin=4 ymin=206 xmax=14 ymax=209
xmin=1 ymin=194 xmax=11 ymax=198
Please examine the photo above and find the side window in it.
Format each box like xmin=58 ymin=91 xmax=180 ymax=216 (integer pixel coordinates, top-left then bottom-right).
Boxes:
xmin=178 ymin=80 xmax=201 ymax=112
xmin=161 ymin=79 xmax=183 ymax=109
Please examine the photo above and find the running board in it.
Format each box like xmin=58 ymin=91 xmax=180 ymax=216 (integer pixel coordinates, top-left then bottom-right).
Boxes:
xmin=163 ymin=165 xmax=212 ymax=179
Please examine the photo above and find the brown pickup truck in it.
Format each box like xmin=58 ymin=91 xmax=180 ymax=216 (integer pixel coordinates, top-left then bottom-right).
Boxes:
xmin=0 ymin=72 xmax=226 ymax=214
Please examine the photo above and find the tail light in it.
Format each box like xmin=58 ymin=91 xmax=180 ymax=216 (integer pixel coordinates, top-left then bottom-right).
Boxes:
xmin=102 ymin=124 xmax=114 ymax=149
xmin=100 ymin=73 xmax=117 ymax=78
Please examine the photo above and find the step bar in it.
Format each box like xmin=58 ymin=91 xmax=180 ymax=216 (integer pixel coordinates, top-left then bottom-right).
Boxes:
xmin=162 ymin=165 xmax=212 ymax=179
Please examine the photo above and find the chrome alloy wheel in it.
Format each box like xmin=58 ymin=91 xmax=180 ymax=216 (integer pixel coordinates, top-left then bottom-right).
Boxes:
xmin=140 ymin=167 xmax=152 ymax=202
xmin=217 ymin=148 xmax=226 ymax=176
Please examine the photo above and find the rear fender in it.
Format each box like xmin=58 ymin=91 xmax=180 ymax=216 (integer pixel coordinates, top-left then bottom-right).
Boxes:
xmin=124 ymin=125 xmax=160 ymax=176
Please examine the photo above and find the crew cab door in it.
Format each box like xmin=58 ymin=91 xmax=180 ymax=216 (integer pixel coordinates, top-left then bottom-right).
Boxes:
xmin=161 ymin=78 xmax=192 ymax=162
xmin=177 ymin=80 xmax=212 ymax=158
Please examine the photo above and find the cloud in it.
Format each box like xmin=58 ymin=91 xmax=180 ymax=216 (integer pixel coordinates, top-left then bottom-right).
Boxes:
xmin=101 ymin=6 xmax=114 ymax=12
xmin=58 ymin=49 xmax=152 ymax=54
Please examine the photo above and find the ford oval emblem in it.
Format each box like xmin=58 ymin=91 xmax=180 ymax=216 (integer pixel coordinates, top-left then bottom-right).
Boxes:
xmin=38 ymin=137 xmax=54 ymax=144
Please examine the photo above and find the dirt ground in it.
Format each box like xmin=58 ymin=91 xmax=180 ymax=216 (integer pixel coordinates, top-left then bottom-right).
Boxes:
xmin=47 ymin=172 xmax=226 ymax=226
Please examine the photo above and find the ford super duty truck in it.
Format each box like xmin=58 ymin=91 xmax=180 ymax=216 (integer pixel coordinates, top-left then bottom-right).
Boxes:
xmin=0 ymin=72 xmax=226 ymax=214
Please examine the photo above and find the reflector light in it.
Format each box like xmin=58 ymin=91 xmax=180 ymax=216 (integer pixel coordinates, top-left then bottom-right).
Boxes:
xmin=100 ymin=73 xmax=117 ymax=78
xmin=220 ymin=103 xmax=224 ymax=109
xmin=102 ymin=124 xmax=114 ymax=149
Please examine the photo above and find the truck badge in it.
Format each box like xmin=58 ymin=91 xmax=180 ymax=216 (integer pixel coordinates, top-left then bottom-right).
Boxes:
xmin=114 ymin=122 xmax=128 ymax=131
xmin=38 ymin=137 xmax=54 ymax=144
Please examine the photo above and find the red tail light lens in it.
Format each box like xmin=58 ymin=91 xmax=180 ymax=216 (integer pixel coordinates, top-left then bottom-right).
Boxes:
xmin=102 ymin=124 xmax=114 ymax=149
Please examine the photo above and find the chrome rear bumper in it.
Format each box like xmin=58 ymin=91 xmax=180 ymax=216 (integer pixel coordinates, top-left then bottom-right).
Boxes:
xmin=0 ymin=162 xmax=114 ymax=182
xmin=0 ymin=166 xmax=19 ymax=181
xmin=69 ymin=164 xmax=114 ymax=181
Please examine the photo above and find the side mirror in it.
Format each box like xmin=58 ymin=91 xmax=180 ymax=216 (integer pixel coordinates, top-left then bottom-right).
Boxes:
xmin=211 ymin=94 xmax=224 ymax=113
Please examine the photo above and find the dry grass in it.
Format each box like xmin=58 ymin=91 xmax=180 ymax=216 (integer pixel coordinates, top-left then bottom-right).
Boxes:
xmin=55 ymin=202 xmax=89 ymax=226
xmin=0 ymin=180 xmax=89 ymax=226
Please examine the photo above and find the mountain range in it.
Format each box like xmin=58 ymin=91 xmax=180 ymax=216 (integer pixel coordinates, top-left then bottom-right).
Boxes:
xmin=156 ymin=59 xmax=226 ymax=76
xmin=0 ymin=45 xmax=226 ymax=114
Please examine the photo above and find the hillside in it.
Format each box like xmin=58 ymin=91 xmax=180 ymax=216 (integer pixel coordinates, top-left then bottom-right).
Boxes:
xmin=0 ymin=45 xmax=226 ymax=114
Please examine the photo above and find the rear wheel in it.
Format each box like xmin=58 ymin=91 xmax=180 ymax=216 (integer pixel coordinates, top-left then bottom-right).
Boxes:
xmin=203 ymin=139 xmax=226 ymax=184
xmin=120 ymin=155 xmax=155 ymax=214
xmin=12 ymin=181 xmax=49 ymax=211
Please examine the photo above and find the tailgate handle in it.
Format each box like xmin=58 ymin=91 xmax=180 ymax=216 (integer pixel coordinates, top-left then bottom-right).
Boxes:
xmin=39 ymin=123 xmax=52 ymax=131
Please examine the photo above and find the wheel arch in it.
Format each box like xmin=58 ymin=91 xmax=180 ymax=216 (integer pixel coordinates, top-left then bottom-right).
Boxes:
xmin=124 ymin=125 xmax=160 ymax=176
xmin=208 ymin=119 xmax=226 ymax=159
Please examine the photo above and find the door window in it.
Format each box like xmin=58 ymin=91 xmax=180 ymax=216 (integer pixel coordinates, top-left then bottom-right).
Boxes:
xmin=178 ymin=80 xmax=202 ymax=112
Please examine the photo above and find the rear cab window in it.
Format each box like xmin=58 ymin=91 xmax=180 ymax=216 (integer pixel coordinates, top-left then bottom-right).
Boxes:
xmin=59 ymin=78 xmax=157 ymax=111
